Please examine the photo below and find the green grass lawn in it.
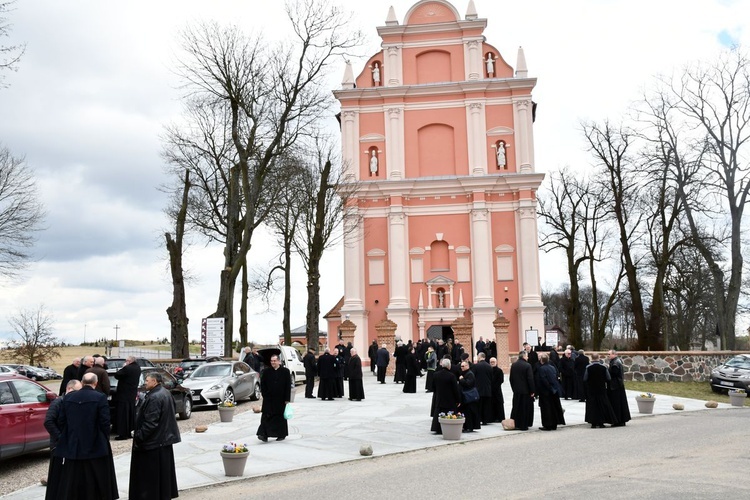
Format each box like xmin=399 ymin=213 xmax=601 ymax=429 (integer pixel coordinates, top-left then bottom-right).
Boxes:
xmin=626 ymin=380 xmax=749 ymax=406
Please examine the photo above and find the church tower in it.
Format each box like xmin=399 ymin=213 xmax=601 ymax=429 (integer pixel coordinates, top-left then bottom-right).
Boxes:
xmin=329 ymin=0 xmax=545 ymax=368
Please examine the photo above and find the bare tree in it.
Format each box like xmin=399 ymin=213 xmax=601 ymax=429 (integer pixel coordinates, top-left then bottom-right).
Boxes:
xmin=172 ymin=1 xmax=362 ymax=354
xmin=0 ymin=146 xmax=44 ymax=279
xmin=662 ymin=48 xmax=750 ymax=350
xmin=0 ymin=1 xmax=24 ymax=88
xmin=538 ymin=166 xmax=591 ymax=348
xmin=164 ymin=169 xmax=191 ymax=358
xmin=293 ymin=136 xmax=351 ymax=353
xmin=7 ymin=305 xmax=60 ymax=366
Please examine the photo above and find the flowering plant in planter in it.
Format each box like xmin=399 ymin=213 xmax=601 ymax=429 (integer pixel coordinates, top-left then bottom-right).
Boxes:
xmin=729 ymin=388 xmax=746 ymax=394
xmin=438 ymin=411 xmax=465 ymax=419
xmin=638 ymin=392 xmax=655 ymax=399
xmin=218 ymin=400 xmax=236 ymax=408
xmin=221 ymin=442 xmax=248 ymax=453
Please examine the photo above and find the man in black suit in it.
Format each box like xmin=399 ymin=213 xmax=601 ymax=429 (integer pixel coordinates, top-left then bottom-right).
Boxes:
xmin=584 ymin=352 xmax=617 ymax=428
xmin=430 ymin=358 xmax=461 ymax=433
xmin=316 ymin=348 xmax=337 ymax=400
xmin=53 ymin=372 xmax=118 ymax=499
xmin=303 ymin=348 xmax=317 ymax=398
xmin=574 ymin=349 xmax=590 ymax=402
xmin=471 ymin=352 xmax=494 ymax=425
xmin=59 ymin=357 xmax=80 ymax=396
xmin=368 ymin=340 xmax=378 ymax=374
xmin=509 ymin=350 xmax=535 ymax=431
xmin=113 ymin=355 xmax=141 ymax=440
xmin=376 ymin=343 xmax=390 ymax=384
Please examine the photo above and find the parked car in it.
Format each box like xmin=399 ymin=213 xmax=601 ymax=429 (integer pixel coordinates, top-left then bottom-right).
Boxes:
xmin=105 ymin=357 xmax=155 ymax=373
xmin=0 ymin=374 xmax=57 ymax=460
xmin=0 ymin=365 xmax=18 ymax=375
xmin=37 ymin=367 xmax=62 ymax=379
xmin=173 ymin=356 xmax=222 ymax=380
xmin=3 ymin=364 xmax=49 ymax=381
xmin=181 ymin=361 xmax=260 ymax=407
xmin=710 ymin=354 xmax=750 ymax=393
xmin=258 ymin=345 xmax=306 ymax=385
xmin=108 ymin=367 xmax=192 ymax=420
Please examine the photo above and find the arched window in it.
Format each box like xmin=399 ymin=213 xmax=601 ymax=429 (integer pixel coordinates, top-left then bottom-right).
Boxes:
xmin=430 ymin=240 xmax=449 ymax=271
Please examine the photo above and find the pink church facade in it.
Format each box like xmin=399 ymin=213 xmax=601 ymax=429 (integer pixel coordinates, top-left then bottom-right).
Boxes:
xmin=326 ymin=0 xmax=545 ymax=366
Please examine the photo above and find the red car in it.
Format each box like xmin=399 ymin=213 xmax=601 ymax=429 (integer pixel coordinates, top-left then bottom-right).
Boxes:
xmin=0 ymin=373 xmax=57 ymax=460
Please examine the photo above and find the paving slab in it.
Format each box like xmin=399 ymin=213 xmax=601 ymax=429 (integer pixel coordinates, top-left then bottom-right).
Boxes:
xmin=5 ymin=373 xmax=736 ymax=499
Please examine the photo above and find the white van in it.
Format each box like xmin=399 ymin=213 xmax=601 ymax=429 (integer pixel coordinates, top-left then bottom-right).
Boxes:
xmin=257 ymin=345 xmax=306 ymax=385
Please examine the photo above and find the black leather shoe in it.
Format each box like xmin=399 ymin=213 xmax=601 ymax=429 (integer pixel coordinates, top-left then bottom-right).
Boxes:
xmin=276 ymin=437 xmax=285 ymax=441
xmin=258 ymin=435 xmax=268 ymax=442
xmin=538 ymin=427 xmax=553 ymax=431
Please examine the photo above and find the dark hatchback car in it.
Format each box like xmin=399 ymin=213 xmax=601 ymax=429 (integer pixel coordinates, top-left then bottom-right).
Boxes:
xmin=710 ymin=354 xmax=750 ymax=393
xmin=173 ymin=356 xmax=222 ymax=380
xmin=0 ymin=374 xmax=57 ymax=460
xmin=109 ymin=367 xmax=192 ymax=420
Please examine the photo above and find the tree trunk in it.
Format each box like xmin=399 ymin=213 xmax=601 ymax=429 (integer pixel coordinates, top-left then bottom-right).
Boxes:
xmin=239 ymin=263 xmax=248 ymax=347
xmin=283 ymin=242 xmax=292 ymax=347
xmin=165 ymin=170 xmax=190 ymax=359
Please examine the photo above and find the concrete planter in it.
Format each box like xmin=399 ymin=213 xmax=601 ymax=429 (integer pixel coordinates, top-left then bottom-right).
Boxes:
xmin=220 ymin=451 xmax=249 ymax=476
xmin=218 ymin=406 xmax=236 ymax=422
xmin=635 ymin=396 xmax=656 ymax=414
xmin=438 ymin=418 xmax=463 ymax=440
xmin=729 ymin=391 xmax=746 ymax=407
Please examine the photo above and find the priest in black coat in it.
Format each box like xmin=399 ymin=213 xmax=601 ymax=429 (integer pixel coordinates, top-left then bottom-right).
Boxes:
xmin=303 ymin=348 xmax=317 ymax=399
xmin=489 ymin=357 xmax=505 ymax=422
xmin=112 ymin=356 xmax=141 ymax=440
xmin=347 ymin=349 xmax=365 ymax=401
xmin=393 ymin=341 xmax=407 ymax=383
xmin=583 ymin=353 xmax=618 ymax=428
xmin=402 ymin=347 xmax=420 ymax=393
xmin=375 ymin=344 xmax=390 ymax=384
xmin=509 ymin=350 xmax=535 ymax=430
xmin=471 ymin=353 xmax=494 ymax=425
xmin=59 ymin=358 xmax=80 ymax=396
xmin=536 ymin=353 xmax=566 ymax=430
xmin=607 ymin=350 xmax=630 ymax=427
xmin=430 ymin=359 xmax=461 ymax=434
xmin=317 ymin=348 xmax=337 ymax=400
xmin=367 ymin=340 xmax=378 ymax=374
xmin=574 ymin=350 xmax=590 ymax=402
xmin=257 ymin=355 xmax=292 ymax=441
xmin=559 ymin=349 xmax=576 ymax=400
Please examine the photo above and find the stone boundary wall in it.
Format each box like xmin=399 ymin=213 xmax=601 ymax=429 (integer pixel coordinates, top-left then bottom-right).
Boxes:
xmin=604 ymin=351 xmax=745 ymax=382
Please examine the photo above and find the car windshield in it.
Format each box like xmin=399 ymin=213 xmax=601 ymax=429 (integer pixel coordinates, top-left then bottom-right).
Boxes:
xmin=725 ymin=356 xmax=750 ymax=370
xmin=192 ymin=364 xmax=231 ymax=378
xmin=180 ymin=361 xmax=204 ymax=370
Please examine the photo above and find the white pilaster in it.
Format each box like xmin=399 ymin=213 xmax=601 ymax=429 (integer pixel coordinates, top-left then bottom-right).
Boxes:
xmin=386 ymin=207 xmax=412 ymax=342
xmin=470 ymin=205 xmax=494 ymax=307
xmin=516 ymin=203 xmax=545 ymax=345
xmin=466 ymin=101 xmax=486 ymax=175
xmin=514 ymin=99 xmax=532 ymax=172
xmin=464 ymin=39 xmax=482 ymax=81
xmin=384 ymin=44 xmax=403 ymax=86
xmin=341 ymin=110 xmax=359 ymax=180
xmin=385 ymin=106 xmax=404 ymax=180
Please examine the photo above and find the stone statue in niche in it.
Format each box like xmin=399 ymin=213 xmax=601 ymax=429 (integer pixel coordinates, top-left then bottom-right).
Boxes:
xmin=496 ymin=142 xmax=506 ymax=168
xmin=437 ymin=289 xmax=445 ymax=308
xmin=485 ymin=53 xmax=495 ymax=77
xmin=372 ymin=63 xmax=380 ymax=85
xmin=370 ymin=150 xmax=378 ymax=175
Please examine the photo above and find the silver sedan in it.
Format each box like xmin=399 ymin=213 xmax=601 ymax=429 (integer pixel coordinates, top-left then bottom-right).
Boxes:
xmin=181 ymin=361 xmax=260 ymax=407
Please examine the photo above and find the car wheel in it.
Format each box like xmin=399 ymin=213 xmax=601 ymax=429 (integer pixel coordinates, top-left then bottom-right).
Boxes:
xmin=250 ymin=383 xmax=261 ymax=401
xmin=224 ymin=387 xmax=235 ymax=404
xmin=290 ymin=373 xmax=296 ymax=386
xmin=711 ymin=384 xmax=722 ymax=394
xmin=179 ymin=397 xmax=192 ymax=420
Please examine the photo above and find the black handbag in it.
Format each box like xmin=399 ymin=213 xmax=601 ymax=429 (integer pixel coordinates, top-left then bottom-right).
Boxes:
xmin=462 ymin=387 xmax=479 ymax=404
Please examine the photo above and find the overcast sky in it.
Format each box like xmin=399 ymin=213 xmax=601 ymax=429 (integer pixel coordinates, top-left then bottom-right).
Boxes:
xmin=0 ymin=0 xmax=746 ymax=347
